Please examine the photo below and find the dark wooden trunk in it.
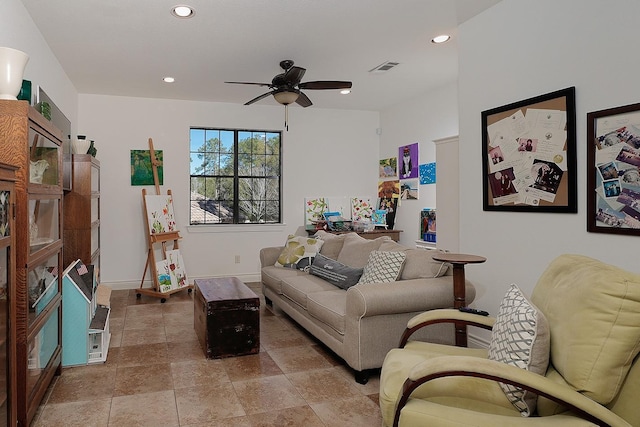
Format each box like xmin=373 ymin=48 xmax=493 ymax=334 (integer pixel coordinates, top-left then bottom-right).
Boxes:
xmin=194 ymin=277 xmax=260 ymax=359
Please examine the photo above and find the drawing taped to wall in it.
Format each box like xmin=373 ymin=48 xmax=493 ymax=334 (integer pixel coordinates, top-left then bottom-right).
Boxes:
xmin=399 ymin=143 xmax=419 ymax=179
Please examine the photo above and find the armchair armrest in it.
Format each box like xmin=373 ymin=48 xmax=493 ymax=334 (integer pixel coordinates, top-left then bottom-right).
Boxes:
xmin=400 ymin=309 xmax=495 ymax=347
xmin=393 ymin=356 xmax=629 ymax=427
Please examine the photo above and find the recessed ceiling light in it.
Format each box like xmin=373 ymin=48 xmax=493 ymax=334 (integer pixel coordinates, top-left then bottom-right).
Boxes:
xmin=431 ymin=35 xmax=451 ymax=44
xmin=171 ymin=5 xmax=194 ymax=18
xmin=163 ymin=77 xmax=175 ymax=83
xmin=340 ymin=89 xmax=351 ymax=95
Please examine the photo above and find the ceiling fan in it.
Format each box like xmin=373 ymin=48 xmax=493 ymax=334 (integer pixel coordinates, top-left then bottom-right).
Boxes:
xmin=225 ymin=60 xmax=353 ymax=108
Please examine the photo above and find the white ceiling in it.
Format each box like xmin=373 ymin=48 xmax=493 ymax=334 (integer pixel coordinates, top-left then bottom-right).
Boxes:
xmin=21 ymin=0 xmax=501 ymax=111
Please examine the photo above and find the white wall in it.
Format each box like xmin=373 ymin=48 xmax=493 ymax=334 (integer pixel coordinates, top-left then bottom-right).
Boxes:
xmin=458 ymin=0 xmax=640 ymax=341
xmin=78 ymin=94 xmax=379 ymax=287
xmin=1 ymin=0 xmax=78 ymax=130
xmin=379 ymin=81 xmax=459 ymax=247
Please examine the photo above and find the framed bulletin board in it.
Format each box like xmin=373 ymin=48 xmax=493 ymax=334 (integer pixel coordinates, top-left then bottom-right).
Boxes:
xmin=587 ymin=102 xmax=640 ymax=235
xmin=481 ymin=87 xmax=577 ymax=212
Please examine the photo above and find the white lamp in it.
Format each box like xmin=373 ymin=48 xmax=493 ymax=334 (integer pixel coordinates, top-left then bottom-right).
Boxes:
xmin=273 ymin=91 xmax=299 ymax=105
xmin=273 ymin=91 xmax=299 ymax=131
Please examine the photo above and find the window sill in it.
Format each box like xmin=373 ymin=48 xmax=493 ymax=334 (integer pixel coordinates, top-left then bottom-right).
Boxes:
xmin=186 ymin=223 xmax=288 ymax=233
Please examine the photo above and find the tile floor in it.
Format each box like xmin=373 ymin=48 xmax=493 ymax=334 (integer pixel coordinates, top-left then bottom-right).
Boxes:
xmin=33 ymin=283 xmax=383 ymax=426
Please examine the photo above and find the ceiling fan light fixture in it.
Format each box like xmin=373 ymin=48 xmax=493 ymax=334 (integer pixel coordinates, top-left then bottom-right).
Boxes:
xmin=340 ymin=89 xmax=351 ymax=95
xmin=431 ymin=34 xmax=451 ymax=44
xmin=163 ymin=76 xmax=175 ymax=83
xmin=273 ymin=91 xmax=299 ymax=105
xmin=171 ymin=5 xmax=195 ymax=18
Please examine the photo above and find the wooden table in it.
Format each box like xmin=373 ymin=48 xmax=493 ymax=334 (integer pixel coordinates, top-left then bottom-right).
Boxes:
xmin=307 ymin=229 xmax=403 ymax=242
xmin=432 ymin=253 xmax=486 ymax=347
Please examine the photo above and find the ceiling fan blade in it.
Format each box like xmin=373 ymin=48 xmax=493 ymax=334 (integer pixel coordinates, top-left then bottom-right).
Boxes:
xmin=299 ymin=81 xmax=352 ymax=90
xmin=296 ymin=91 xmax=313 ymax=108
xmin=283 ymin=66 xmax=306 ymax=85
xmin=244 ymin=91 xmax=274 ymax=105
xmin=225 ymin=81 xmax=272 ymax=87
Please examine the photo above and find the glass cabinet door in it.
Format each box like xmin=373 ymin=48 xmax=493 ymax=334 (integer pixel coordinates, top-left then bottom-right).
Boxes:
xmin=28 ymin=198 xmax=60 ymax=255
xmin=27 ymin=252 xmax=60 ymax=327
xmin=0 ymin=184 xmax=11 ymax=427
xmin=28 ymin=129 xmax=60 ymax=187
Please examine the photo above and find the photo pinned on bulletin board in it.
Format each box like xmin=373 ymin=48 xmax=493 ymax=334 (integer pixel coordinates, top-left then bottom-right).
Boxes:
xmin=419 ymin=162 xmax=436 ymax=185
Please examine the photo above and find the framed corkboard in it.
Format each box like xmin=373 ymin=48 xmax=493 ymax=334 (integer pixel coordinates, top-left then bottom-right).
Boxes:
xmin=481 ymin=87 xmax=577 ymax=212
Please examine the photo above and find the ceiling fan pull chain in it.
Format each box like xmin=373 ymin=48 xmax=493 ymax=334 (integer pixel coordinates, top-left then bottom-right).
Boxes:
xmin=285 ymin=104 xmax=289 ymax=131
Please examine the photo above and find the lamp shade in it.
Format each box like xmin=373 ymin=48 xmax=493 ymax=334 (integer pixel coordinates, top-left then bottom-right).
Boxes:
xmin=0 ymin=47 xmax=29 ymax=100
xmin=273 ymin=91 xmax=299 ymax=105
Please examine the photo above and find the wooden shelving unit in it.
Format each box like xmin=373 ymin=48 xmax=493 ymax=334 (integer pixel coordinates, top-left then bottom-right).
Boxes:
xmin=0 ymin=100 xmax=63 ymax=426
xmin=0 ymin=162 xmax=18 ymax=426
xmin=63 ymin=154 xmax=100 ymax=275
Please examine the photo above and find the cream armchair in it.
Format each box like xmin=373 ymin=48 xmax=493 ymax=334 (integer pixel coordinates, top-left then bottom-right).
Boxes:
xmin=379 ymin=254 xmax=640 ymax=427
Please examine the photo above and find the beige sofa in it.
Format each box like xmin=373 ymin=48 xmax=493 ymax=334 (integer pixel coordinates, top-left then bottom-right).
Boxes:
xmin=260 ymin=231 xmax=475 ymax=383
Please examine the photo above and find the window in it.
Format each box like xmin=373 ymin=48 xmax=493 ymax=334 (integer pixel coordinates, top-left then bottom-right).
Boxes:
xmin=189 ymin=128 xmax=281 ymax=224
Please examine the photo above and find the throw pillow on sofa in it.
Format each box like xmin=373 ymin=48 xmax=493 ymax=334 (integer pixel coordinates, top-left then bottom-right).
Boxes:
xmin=357 ymin=250 xmax=406 ymax=284
xmin=309 ymin=253 xmax=364 ymax=290
xmin=377 ymin=242 xmax=450 ymax=279
xmin=401 ymin=249 xmax=450 ymax=279
xmin=336 ymin=233 xmax=391 ymax=268
xmin=313 ymin=230 xmax=347 ymax=260
xmin=275 ymin=234 xmax=324 ymax=269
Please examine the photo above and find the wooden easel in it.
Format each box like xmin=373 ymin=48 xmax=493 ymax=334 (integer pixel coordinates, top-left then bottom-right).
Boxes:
xmin=137 ymin=138 xmax=192 ymax=302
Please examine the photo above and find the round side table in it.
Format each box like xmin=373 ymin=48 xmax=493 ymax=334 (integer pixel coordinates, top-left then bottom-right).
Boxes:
xmin=432 ymin=253 xmax=486 ymax=347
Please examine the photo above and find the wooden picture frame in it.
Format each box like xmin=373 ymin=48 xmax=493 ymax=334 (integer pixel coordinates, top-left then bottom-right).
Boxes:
xmin=587 ymin=102 xmax=640 ymax=235
xmin=481 ymin=87 xmax=577 ymax=212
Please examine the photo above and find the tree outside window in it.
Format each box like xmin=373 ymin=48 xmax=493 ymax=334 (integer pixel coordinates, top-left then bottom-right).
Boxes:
xmin=190 ymin=128 xmax=281 ymax=224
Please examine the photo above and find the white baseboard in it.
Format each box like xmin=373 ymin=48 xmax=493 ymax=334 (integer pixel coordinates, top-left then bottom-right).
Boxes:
xmin=101 ymin=273 xmax=262 ymax=290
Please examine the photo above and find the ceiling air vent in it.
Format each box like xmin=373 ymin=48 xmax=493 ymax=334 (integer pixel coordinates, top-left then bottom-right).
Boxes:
xmin=369 ymin=61 xmax=400 ymax=73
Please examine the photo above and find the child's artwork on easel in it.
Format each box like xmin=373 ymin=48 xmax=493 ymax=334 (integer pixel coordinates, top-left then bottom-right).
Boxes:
xmin=155 ymin=259 xmax=173 ymax=293
xmin=144 ymin=195 xmax=177 ymax=234
xmin=166 ymin=249 xmax=188 ymax=288
xmin=137 ymin=137 xmax=192 ymax=303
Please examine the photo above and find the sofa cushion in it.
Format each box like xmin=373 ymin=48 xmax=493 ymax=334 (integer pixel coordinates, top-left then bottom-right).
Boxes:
xmin=307 ymin=290 xmax=347 ymax=335
xmin=402 ymin=249 xmax=450 ymax=279
xmin=531 ymin=254 xmax=640 ymax=406
xmin=313 ymin=230 xmax=347 ymax=260
xmin=309 ymin=253 xmax=363 ymax=290
xmin=280 ymin=274 xmax=338 ymax=309
xmin=275 ymin=234 xmax=324 ymax=268
xmin=336 ymin=233 xmax=390 ymax=268
xmin=489 ymin=284 xmax=550 ymax=417
xmin=261 ymin=265 xmax=306 ymax=295
xmin=357 ymin=250 xmax=407 ymax=285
